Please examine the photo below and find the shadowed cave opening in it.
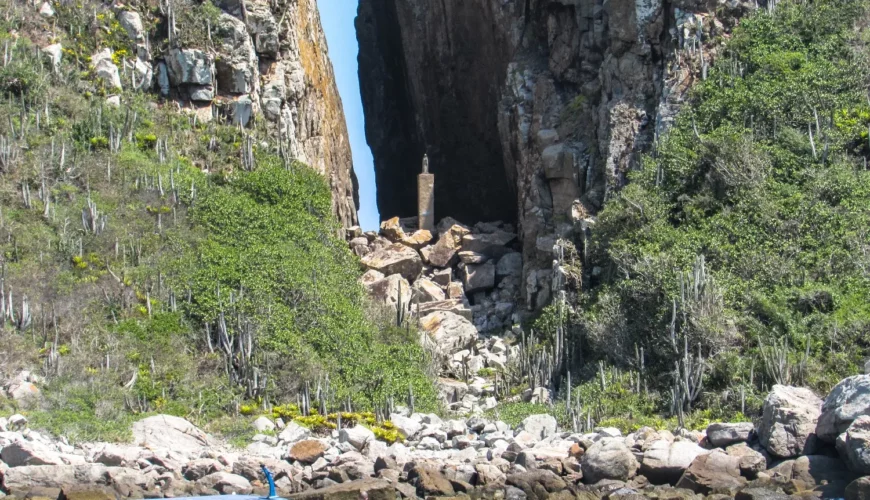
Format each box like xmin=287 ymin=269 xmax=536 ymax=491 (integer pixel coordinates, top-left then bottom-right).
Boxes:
xmin=355 ymin=0 xmax=518 ymax=228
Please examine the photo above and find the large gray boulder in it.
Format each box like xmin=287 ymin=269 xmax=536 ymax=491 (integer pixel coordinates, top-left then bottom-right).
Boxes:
xmin=413 ymin=277 xmax=446 ymax=303
xmin=117 ymin=10 xmax=145 ymax=43
xmin=581 ymin=438 xmax=639 ymax=483
xmin=389 ymin=414 xmax=422 ymax=440
xmin=166 ymin=48 xmax=213 ymax=86
xmin=640 ymin=439 xmax=708 ymax=485
xmin=461 ymin=261 xmax=495 ymax=293
xmin=724 ymin=443 xmax=767 ymax=478
xmin=837 ymin=415 xmax=870 ymax=474
xmin=368 ymin=274 xmax=412 ymax=310
xmin=461 ymin=231 xmax=516 ymax=257
xmin=496 ymin=252 xmax=523 ymax=278
xmin=132 ymin=415 xmax=213 ymax=456
xmin=758 ymin=385 xmax=822 ymax=458
xmin=790 ymin=455 xmax=855 ymax=498
xmin=0 ymin=464 xmax=112 ymax=494
xmin=518 ymin=414 xmax=557 ymax=441
xmin=339 ymin=425 xmax=375 ymax=451
xmin=90 ymin=444 xmax=146 ymax=468
xmin=360 ymin=243 xmax=423 ymax=282
xmin=846 ymin=476 xmax=870 ymax=500
xmin=706 ymin=422 xmax=754 ymax=448
xmin=675 ymin=449 xmax=746 ymax=494
xmin=818 ymin=375 xmax=870 ymax=443
xmin=197 ymin=471 xmax=252 ymax=495
xmin=214 ymin=14 xmax=258 ymax=95
xmin=0 ymin=440 xmax=63 ymax=467
xmin=419 ymin=311 xmax=477 ymax=354
xmin=91 ymin=49 xmax=122 ymax=90
xmin=277 ymin=421 xmax=310 ymax=444
xmin=41 ymin=43 xmax=63 ymax=73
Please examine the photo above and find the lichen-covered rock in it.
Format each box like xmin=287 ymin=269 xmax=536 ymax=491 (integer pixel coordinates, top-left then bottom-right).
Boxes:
xmin=41 ymin=44 xmax=63 ymax=73
xmin=367 ymin=274 xmax=411 ymax=310
xmin=117 ymin=10 xmax=145 ymax=45
xmin=758 ymin=385 xmax=822 ymax=458
xmin=0 ymin=465 xmax=112 ymax=495
xmin=278 ymin=421 xmax=310 ymax=444
xmin=413 ymin=277 xmax=446 ymax=303
xmin=1 ymin=440 xmax=63 ymax=467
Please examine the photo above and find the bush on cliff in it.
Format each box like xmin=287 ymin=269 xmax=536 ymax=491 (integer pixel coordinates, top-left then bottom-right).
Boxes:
xmin=548 ymin=0 xmax=870 ymax=423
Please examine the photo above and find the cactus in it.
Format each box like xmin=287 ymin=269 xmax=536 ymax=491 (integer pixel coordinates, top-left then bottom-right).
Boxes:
xmin=82 ymin=195 xmax=106 ymax=234
xmin=241 ymin=135 xmax=255 ymax=171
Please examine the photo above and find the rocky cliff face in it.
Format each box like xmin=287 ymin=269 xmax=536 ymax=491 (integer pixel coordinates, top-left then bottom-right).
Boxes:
xmin=357 ymin=0 xmax=751 ymax=308
xmin=147 ymin=0 xmax=358 ymax=226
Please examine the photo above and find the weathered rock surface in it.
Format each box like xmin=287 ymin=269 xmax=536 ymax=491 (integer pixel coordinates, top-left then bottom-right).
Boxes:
xmin=838 ymin=415 xmax=870 ymax=474
xmin=197 ymin=471 xmax=253 ymax=494
xmin=847 ymin=476 xmax=870 ymax=500
xmin=581 ymin=438 xmax=639 ymax=483
xmin=131 ymin=414 xmax=213 ymax=456
xmin=707 ymin=422 xmax=755 ymax=448
xmin=419 ymin=311 xmax=477 ymax=354
xmin=724 ymin=443 xmax=767 ymax=478
xmin=91 ymin=49 xmax=122 ymax=90
xmin=360 ymin=243 xmax=423 ymax=281
xmin=818 ymin=375 xmax=870 ymax=443
xmin=675 ymin=449 xmax=746 ymax=494
xmin=519 ymin=414 xmax=558 ymax=442
xmin=758 ymin=385 xmax=822 ymax=458
xmin=640 ymin=440 xmax=708 ymax=485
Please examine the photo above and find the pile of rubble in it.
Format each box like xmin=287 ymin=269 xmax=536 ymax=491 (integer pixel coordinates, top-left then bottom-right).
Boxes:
xmin=347 ymin=216 xmax=531 ymax=414
xmin=3 ymin=374 xmax=870 ymax=499
xmin=348 ymin=216 xmax=525 ymax=334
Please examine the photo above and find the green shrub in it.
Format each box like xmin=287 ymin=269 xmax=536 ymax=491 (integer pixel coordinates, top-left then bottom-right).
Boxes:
xmin=576 ymin=0 xmax=870 ymax=410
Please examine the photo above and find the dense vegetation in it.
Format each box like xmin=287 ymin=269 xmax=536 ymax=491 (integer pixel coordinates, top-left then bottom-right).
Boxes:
xmin=0 ymin=0 xmax=435 ymax=442
xmin=528 ymin=0 xmax=870 ymax=428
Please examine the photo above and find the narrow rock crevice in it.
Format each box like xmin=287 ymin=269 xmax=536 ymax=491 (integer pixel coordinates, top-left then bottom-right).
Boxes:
xmin=356 ymin=0 xmax=755 ymax=310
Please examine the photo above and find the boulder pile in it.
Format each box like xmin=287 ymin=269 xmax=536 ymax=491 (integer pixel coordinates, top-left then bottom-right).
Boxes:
xmin=349 ymin=216 xmax=525 ymax=335
xmin=2 ymin=375 xmax=870 ymax=498
xmin=348 ymin=216 xmax=532 ymax=414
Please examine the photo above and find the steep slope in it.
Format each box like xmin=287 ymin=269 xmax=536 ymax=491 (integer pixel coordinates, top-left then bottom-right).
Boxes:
xmin=0 ymin=0 xmax=432 ymax=440
xmin=357 ymin=0 xmax=751 ymax=307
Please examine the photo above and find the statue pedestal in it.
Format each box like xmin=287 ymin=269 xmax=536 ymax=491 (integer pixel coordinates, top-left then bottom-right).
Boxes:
xmin=418 ymin=173 xmax=435 ymax=232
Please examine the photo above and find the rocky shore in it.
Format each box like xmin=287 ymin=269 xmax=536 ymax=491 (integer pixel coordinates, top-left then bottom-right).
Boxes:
xmin=2 ymin=374 xmax=870 ymax=499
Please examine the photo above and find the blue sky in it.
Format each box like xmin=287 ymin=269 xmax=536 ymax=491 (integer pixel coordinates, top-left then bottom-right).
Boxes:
xmin=318 ymin=0 xmax=380 ymax=230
